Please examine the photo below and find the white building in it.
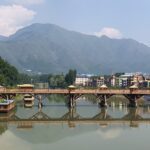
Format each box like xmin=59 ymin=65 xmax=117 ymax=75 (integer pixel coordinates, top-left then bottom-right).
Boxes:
xmin=75 ymin=75 xmax=90 ymax=86
xmin=97 ymin=77 xmax=105 ymax=87
xmin=110 ymin=75 xmax=116 ymax=87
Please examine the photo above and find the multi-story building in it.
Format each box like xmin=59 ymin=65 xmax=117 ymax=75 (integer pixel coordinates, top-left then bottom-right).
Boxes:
xmin=143 ymin=75 xmax=150 ymax=88
xmin=110 ymin=75 xmax=116 ymax=87
xmin=131 ymin=73 xmax=145 ymax=87
xmin=75 ymin=75 xmax=105 ymax=87
xmin=115 ymin=74 xmax=133 ymax=88
xmin=96 ymin=76 xmax=105 ymax=87
xmin=75 ymin=75 xmax=91 ymax=86
xmin=75 ymin=72 xmax=149 ymax=88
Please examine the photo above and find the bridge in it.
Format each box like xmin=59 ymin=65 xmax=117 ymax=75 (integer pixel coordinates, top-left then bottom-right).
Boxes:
xmin=0 ymin=88 xmax=150 ymax=107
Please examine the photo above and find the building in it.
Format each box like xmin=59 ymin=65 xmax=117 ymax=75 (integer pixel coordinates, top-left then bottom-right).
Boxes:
xmin=119 ymin=74 xmax=133 ymax=88
xmin=90 ymin=76 xmax=105 ymax=87
xmin=75 ymin=75 xmax=91 ymax=86
xmin=112 ymin=73 xmax=133 ymax=88
xmin=110 ymin=75 xmax=116 ymax=87
xmin=131 ymin=73 xmax=145 ymax=87
xmin=97 ymin=76 xmax=105 ymax=87
xmin=34 ymin=83 xmax=49 ymax=89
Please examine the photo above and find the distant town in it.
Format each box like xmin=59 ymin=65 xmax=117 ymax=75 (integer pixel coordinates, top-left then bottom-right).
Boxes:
xmin=75 ymin=72 xmax=150 ymax=88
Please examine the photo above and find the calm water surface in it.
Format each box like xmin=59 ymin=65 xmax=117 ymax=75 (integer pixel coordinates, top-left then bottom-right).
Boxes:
xmin=0 ymin=98 xmax=150 ymax=150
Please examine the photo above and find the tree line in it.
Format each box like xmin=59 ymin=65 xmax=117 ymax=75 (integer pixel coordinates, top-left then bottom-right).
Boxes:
xmin=32 ymin=70 xmax=76 ymax=88
xmin=0 ymin=56 xmax=76 ymax=88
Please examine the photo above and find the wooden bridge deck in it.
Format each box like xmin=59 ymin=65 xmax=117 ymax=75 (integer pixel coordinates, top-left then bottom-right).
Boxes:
xmin=0 ymin=88 xmax=150 ymax=95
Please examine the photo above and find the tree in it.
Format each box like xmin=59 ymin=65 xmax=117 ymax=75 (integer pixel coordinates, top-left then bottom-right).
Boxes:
xmin=0 ymin=57 xmax=19 ymax=86
xmin=48 ymin=74 xmax=66 ymax=88
xmin=115 ymin=72 xmax=125 ymax=77
xmin=65 ymin=69 xmax=76 ymax=85
xmin=0 ymin=74 xmax=6 ymax=85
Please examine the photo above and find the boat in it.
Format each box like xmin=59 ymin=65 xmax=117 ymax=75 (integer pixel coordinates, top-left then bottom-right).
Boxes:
xmin=23 ymin=94 xmax=34 ymax=108
xmin=0 ymin=99 xmax=15 ymax=113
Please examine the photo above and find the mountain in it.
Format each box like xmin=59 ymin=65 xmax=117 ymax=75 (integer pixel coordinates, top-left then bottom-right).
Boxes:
xmin=0 ymin=35 xmax=7 ymax=41
xmin=0 ymin=23 xmax=150 ymax=74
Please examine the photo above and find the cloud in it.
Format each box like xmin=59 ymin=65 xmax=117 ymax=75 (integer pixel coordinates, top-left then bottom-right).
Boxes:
xmin=94 ymin=27 xmax=123 ymax=39
xmin=0 ymin=5 xmax=36 ymax=36
xmin=97 ymin=128 xmax=122 ymax=139
xmin=6 ymin=0 xmax=45 ymax=6
xmin=0 ymin=130 xmax=30 ymax=150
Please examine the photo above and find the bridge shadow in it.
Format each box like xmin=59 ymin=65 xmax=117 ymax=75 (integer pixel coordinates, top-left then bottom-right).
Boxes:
xmin=29 ymin=109 xmax=51 ymax=120
xmin=0 ymin=106 xmax=148 ymax=129
xmin=122 ymin=108 xmax=143 ymax=120
xmin=92 ymin=108 xmax=112 ymax=120
xmin=2 ymin=107 xmax=144 ymax=121
xmin=61 ymin=108 xmax=81 ymax=120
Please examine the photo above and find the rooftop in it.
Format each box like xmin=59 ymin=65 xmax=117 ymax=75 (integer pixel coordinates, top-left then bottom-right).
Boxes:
xmin=17 ymin=84 xmax=34 ymax=88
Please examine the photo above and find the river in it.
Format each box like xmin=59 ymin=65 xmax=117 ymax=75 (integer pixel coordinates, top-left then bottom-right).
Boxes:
xmin=0 ymin=97 xmax=150 ymax=150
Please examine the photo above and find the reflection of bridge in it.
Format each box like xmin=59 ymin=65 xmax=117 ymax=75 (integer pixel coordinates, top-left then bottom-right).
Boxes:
xmin=0 ymin=107 xmax=150 ymax=128
xmin=0 ymin=88 xmax=150 ymax=107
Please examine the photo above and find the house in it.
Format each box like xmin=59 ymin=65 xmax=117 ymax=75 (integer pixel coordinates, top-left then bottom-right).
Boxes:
xmin=75 ymin=74 xmax=91 ymax=86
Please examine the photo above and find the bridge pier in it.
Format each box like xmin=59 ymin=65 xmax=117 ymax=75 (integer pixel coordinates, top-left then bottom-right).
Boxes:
xmin=99 ymin=95 xmax=107 ymax=107
xmin=68 ymin=94 xmax=75 ymax=108
xmin=67 ymin=94 xmax=82 ymax=108
xmin=36 ymin=95 xmax=43 ymax=109
xmin=96 ymin=94 xmax=113 ymax=107
xmin=124 ymin=94 xmax=143 ymax=107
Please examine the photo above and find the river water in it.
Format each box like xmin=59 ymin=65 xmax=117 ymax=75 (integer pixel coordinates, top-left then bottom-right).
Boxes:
xmin=0 ymin=97 xmax=150 ymax=150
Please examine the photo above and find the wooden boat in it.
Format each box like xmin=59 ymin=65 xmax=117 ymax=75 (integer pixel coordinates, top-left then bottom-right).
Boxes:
xmin=0 ymin=99 xmax=15 ymax=113
xmin=23 ymin=94 xmax=34 ymax=107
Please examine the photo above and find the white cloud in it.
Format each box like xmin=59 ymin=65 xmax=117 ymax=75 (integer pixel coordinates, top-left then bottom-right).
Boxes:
xmin=6 ymin=0 xmax=45 ymax=6
xmin=94 ymin=27 xmax=123 ymax=39
xmin=0 ymin=5 xmax=36 ymax=36
xmin=97 ymin=128 xmax=122 ymax=139
xmin=0 ymin=130 xmax=30 ymax=150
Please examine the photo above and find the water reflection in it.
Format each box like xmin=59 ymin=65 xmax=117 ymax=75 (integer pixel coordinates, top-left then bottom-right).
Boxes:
xmin=0 ymin=106 xmax=150 ymax=128
xmin=0 ymin=123 xmax=7 ymax=135
xmin=0 ymin=104 xmax=150 ymax=150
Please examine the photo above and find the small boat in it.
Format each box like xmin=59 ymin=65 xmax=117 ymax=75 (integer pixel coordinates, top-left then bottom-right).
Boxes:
xmin=0 ymin=99 xmax=15 ymax=113
xmin=23 ymin=94 xmax=34 ymax=108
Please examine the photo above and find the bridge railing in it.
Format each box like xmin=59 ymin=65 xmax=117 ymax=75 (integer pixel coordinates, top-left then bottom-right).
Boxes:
xmin=0 ymin=88 xmax=69 ymax=94
xmin=0 ymin=88 xmax=150 ymax=95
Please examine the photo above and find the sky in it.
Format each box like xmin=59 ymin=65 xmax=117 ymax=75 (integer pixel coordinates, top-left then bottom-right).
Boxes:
xmin=0 ymin=0 xmax=150 ymax=46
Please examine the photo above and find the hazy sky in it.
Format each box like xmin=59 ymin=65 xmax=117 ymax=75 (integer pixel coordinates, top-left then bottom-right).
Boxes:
xmin=0 ymin=0 xmax=150 ymax=46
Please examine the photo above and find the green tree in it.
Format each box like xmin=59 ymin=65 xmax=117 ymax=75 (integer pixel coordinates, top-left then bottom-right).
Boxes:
xmin=48 ymin=74 xmax=66 ymax=88
xmin=65 ymin=69 xmax=76 ymax=85
xmin=0 ymin=74 xmax=6 ymax=85
xmin=0 ymin=57 xmax=19 ymax=86
xmin=115 ymin=72 xmax=125 ymax=77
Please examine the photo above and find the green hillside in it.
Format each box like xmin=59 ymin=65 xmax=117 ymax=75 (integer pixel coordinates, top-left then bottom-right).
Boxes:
xmin=0 ymin=23 xmax=150 ymax=74
xmin=0 ymin=57 xmax=19 ymax=86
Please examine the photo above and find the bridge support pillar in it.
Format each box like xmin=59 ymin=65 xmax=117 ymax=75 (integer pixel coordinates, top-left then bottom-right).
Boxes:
xmin=67 ymin=94 xmax=82 ymax=108
xmin=37 ymin=95 xmax=43 ymax=109
xmin=100 ymin=95 xmax=107 ymax=107
xmin=68 ymin=94 xmax=76 ymax=108
xmin=96 ymin=94 xmax=113 ymax=107
xmin=124 ymin=94 xmax=143 ymax=107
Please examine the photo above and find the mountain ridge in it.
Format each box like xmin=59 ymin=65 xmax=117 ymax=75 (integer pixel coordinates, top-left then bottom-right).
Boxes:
xmin=0 ymin=23 xmax=150 ymax=74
